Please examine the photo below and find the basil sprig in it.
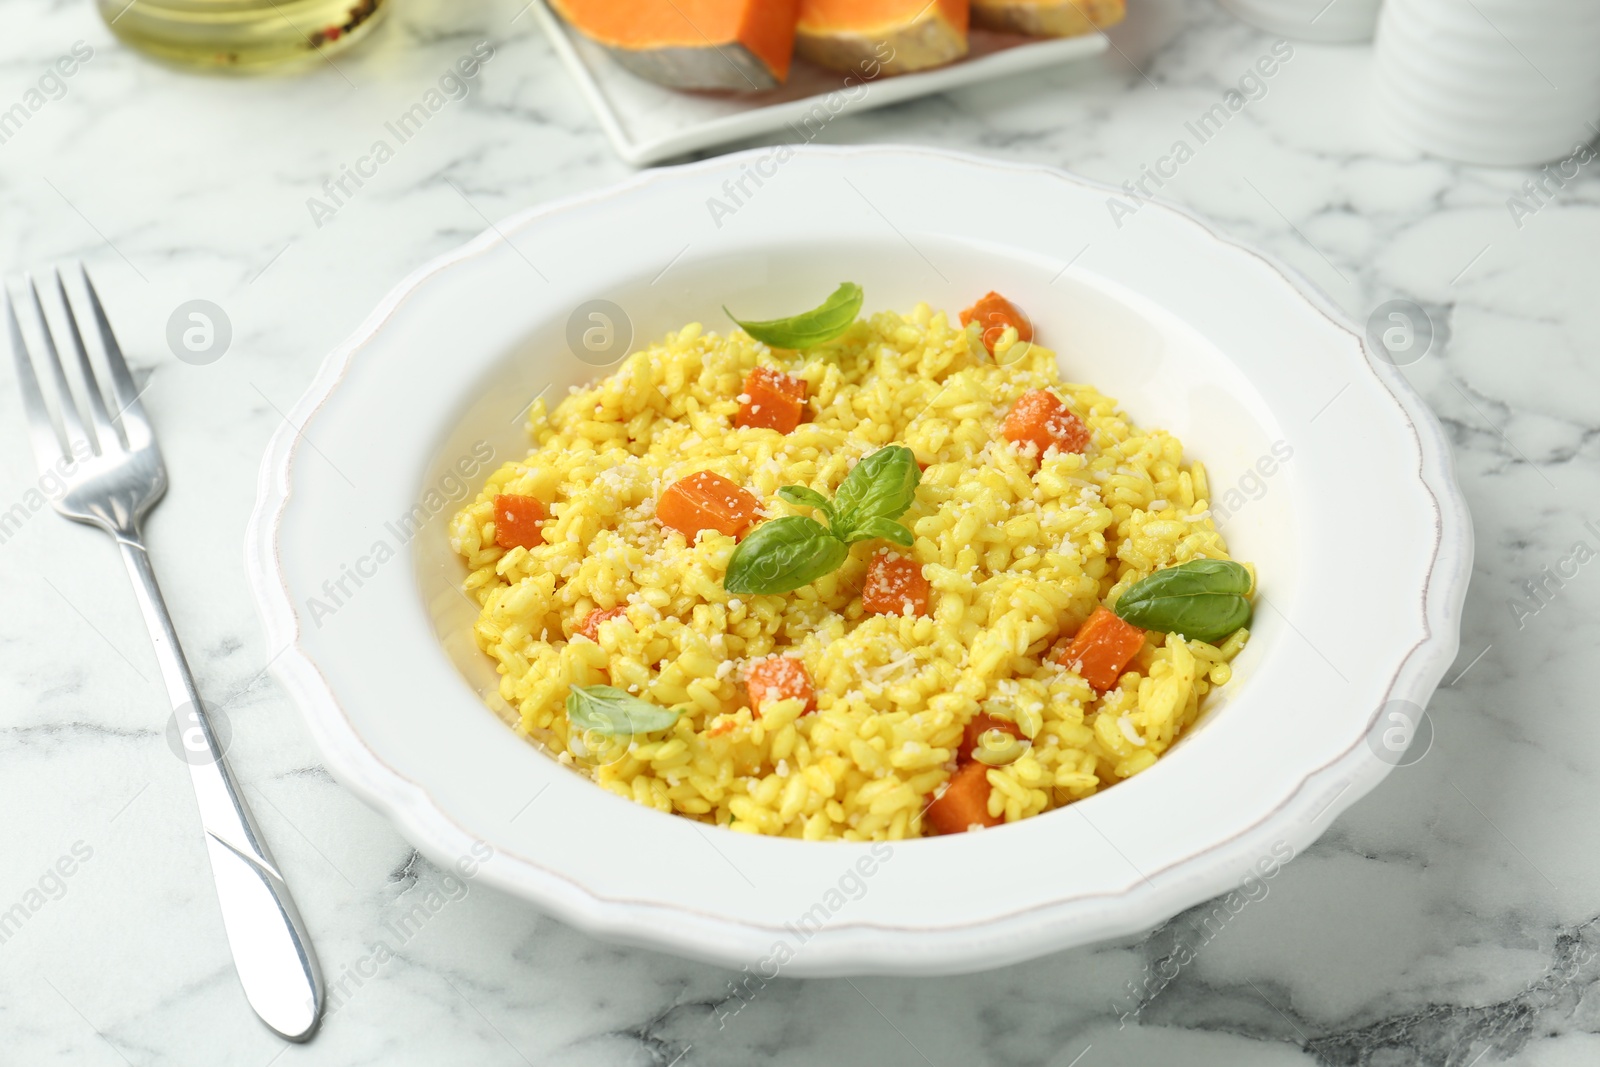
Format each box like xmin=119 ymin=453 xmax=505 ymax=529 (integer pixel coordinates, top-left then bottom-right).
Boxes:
xmin=724 ymin=445 xmax=921 ymax=595
xmin=723 ymin=516 xmax=850 ymax=594
xmin=1112 ymin=559 xmax=1253 ymax=643
xmin=566 ymin=685 xmax=684 ymax=735
xmin=827 ymin=445 xmax=919 ymax=539
xmin=725 ymin=282 xmax=863 ymax=349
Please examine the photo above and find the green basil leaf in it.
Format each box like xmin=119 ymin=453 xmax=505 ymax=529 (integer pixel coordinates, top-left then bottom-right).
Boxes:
xmin=841 ymin=516 xmax=914 ymax=547
xmin=777 ymin=484 xmax=834 ymax=520
xmin=1112 ymin=559 xmax=1253 ymax=643
xmin=725 ymin=282 xmax=863 ymax=350
xmin=723 ymin=516 xmax=849 ymax=595
xmin=566 ymin=685 xmax=683 ymax=736
xmin=831 ymin=445 xmax=920 ymax=535
xmin=1125 ymin=558 xmax=1253 ymax=597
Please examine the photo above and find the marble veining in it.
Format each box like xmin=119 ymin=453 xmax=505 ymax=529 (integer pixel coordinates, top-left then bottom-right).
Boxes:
xmin=0 ymin=0 xmax=1596 ymax=1063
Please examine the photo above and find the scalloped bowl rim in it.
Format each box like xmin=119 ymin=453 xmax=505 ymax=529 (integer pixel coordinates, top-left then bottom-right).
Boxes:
xmin=245 ymin=145 xmax=1472 ymax=976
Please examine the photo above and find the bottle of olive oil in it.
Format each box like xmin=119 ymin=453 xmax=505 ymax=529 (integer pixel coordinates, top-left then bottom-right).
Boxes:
xmin=97 ymin=0 xmax=386 ymax=72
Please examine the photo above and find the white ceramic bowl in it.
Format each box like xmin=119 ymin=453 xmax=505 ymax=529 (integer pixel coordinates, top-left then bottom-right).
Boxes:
xmin=246 ymin=146 xmax=1472 ymax=976
xmin=1218 ymin=0 xmax=1382 ymax=43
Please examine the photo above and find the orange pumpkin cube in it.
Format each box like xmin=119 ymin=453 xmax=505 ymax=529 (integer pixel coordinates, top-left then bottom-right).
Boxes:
xmin=576 ymin=606 xmax=628 ymax=643
xmin=960 ymin=290 xmax=1033 ymax=356
xmin=961 ymin=712 xmax=1025 ymax=764
xmin=1051 ymin=606 xmax=1146 ymax=692
xmin=492 ymin=494 xmax=548 ymax=550
xmin=924 ymin=762 xmax=1002 ymax=834
xmin=735 ymin=366 xmax=807 ymax=433
xmin=1003 ymin=389 xmax=1089 ymax=458
xmin=657 ymin=471 xmax=761 ymax=540
xmin=862 ymin=549 xmax=930 ymax=617
xmin=746 ymin=654 xmax=816 ymax=715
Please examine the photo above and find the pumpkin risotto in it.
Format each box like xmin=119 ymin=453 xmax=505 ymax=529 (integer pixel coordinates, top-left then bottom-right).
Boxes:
xmin=449 ymin=288 xmax=1253 ymax=841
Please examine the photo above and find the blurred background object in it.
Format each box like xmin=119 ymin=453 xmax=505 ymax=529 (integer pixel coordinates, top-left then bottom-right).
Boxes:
xmin=1217 ymin=0 xmax=1380 ymax=43
xmin=1374 ymin=0 xmax=1600 ymax=165
xmin=97 ymin=0 xmax=386 ymax=72
xmin=533 ymin=0 xmax=1109 ymax=165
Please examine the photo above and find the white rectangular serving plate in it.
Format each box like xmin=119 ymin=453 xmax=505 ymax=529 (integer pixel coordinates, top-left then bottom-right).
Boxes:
xmin=531 ymin=2 xmax=1110 ymax=166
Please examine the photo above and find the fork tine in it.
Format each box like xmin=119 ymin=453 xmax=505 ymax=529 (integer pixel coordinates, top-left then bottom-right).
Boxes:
xmin=78 ymin=265 xmax=153 ymax=450
xmin=28 ymin=274 xmax=96 ymax=456
xmin=6 ymin=287 xmax=67 ymax=471
xmin=55 ymin=269 xmax=118 ymax=448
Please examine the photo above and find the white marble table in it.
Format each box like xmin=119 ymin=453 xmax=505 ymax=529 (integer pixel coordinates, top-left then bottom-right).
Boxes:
xmin=2 ymin=0 xmax=1596 ymax=1063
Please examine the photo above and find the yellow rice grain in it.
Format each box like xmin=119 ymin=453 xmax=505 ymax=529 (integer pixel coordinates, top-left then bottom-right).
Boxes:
xmin=450 ymin=303 xmax=1247 ymax=840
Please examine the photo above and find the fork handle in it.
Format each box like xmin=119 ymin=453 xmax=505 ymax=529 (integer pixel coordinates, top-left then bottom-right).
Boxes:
xmin=118 ymin=536 xmax=325 ymax=1041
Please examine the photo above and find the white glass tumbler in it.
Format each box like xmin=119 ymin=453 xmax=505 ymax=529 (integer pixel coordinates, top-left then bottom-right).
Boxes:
xmin=1218 ymin=0 xmax=1382 ymax=43
xmin=1375 ymin=0 xmax=1600 ymax=166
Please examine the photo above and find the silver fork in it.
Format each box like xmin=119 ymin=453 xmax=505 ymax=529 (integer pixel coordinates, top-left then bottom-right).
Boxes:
xmin=7 ymin=267 xmax=324 ymax=1041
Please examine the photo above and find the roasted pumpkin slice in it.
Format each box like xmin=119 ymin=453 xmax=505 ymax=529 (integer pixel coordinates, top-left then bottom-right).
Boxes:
xmin=795 ymin=0 xmax=970 ymax=76
xmin=971 ymin=0 xmax=1125 ymax=37
xmin=549 ymin=0 xmax=800 ymax=92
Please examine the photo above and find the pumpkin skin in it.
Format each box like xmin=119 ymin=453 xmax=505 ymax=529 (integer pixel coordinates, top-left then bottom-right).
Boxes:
xmin=970 ymin=0 xmax=1125 ymax=37
xmin=795 ymin=0 xmax=970 ymax=76
xmin=550 ymin=0 xmax=800 ymax=92
xmin=603 ymin=44 xmax=783 ymax=92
